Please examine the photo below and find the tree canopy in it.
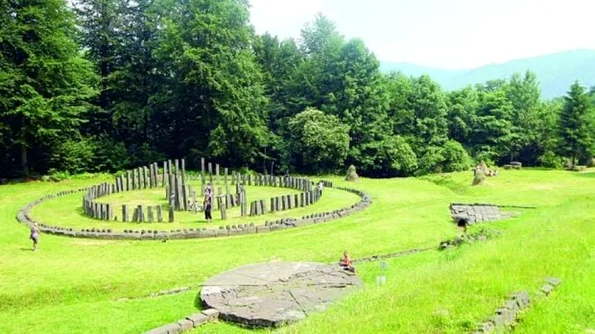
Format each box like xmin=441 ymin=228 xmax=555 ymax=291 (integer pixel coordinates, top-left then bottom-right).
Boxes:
xmin=0 ymin=4 xmax=593 ymax=178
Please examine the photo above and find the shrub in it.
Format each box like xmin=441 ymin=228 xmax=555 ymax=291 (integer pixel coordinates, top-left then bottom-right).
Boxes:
xmin=358 ymin=135 xmax=417 ymax=177
xmin=50 ymin=137 xmax=96 ymax=174
xmin=286 ymin=108 xmax=350 ymax=174
xmin=416 ymin=140 xmax=472 ymax=176
xmin=538 ymin=151 xmax=564 ymax=168
xmin=441 ymin=140 xmax=473 ymax=172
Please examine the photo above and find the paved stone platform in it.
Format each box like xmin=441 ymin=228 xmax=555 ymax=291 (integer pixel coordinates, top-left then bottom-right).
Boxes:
xmin=450 ymin=203 xmax=515 ymax=225
xmin=200 ymin=262 xmax=363 ymax=328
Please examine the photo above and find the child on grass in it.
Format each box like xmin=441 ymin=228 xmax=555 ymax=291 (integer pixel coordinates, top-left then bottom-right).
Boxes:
xmin=30 ymin=223 xmax=39 ymax=251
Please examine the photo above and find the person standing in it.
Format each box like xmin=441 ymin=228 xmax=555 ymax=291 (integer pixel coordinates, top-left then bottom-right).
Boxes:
xmin=204 ymin=195 xmax=213 ymax=223
xmin=30 ymin=223 xmax=39 ymax=251
xmin=204 ymin=183 xmax=212 ymax=198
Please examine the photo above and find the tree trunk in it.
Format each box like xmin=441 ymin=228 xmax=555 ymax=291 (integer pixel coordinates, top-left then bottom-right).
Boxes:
xmin=20 ymin=144 xmax=29 ymax=177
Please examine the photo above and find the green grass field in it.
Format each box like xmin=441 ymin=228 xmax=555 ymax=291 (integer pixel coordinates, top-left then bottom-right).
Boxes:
xmin=0 ymin=169 xmax=593 ymax=333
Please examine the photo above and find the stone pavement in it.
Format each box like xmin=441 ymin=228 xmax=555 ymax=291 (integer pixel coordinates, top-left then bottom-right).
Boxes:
xmin=200 ymin=262 xmax=363 ymax=328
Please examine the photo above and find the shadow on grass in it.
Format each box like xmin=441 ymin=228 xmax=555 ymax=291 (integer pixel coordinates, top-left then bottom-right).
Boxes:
xmin=193 ymin=291 xmax=205 ymax=310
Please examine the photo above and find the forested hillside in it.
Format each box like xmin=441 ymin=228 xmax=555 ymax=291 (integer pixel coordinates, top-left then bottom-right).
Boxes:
xmin=380 ymin=49 xmax=595 ymax=99
xmin=1 ymin=0 xmax=594 ymax=179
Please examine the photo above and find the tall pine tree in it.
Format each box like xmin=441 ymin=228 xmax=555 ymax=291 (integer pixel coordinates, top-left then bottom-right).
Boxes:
xmin=0 ymin=0 xmax=97 ymax=176
xmin=558 ymin=81 xmax=592 ymax=166
xmin=153 ymin=0 xmax=270 ymax=167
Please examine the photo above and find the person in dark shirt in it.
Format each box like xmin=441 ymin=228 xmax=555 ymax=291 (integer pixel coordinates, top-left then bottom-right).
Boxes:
xmin=204 ymin=195 xmax=213 ymax=223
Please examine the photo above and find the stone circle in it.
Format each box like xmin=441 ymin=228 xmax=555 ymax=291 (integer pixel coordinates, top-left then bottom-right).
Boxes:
xmin=200 ymin=262 xmax=363 ymax=328
xmin=16 ymin=158 xmax=372 ymax=240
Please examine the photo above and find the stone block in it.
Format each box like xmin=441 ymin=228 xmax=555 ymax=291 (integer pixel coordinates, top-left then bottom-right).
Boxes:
xmin=177 ymin=319 xmax=194 ymax=331
xmin=156 ymin=206 xmax=163 ymax=222
xmin=144 ymin=323 xmax=181 ymax=334
xmin=208 ymin=162 xmax=213 ymax=184
xmin=243 ymin=227 xmax=257 ymax=234
xmin=541 ymin=284 xmax=554 ymax=295
xmin=201 ymin=309 xmax=219 ymax=321
xmin=138 ymin=205 xmax=145 ymax=222
xmin=186 ymin=313 xmax=208 ymax=327
xmin=169 ymin=206 xmax=174 ymax=223
xmin=256 ymin=225 xmax=271 ymax=233
xmin=503 ymin=300 xmax=518 ymax=311
xmin=475 ymin=321 xmax=495 ymax=333
xmin=496 ymin=307 xmax=516 ymax=325
xmin=545 ymin=277 xmax=562 ymax=286
xmin=511 ymin=291 xmax=530 ymax=309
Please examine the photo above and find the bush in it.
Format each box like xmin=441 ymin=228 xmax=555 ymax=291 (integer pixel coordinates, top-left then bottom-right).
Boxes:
xmin=286 ymin=108 xmax=350 ymax=174
xmin=416 ymin=141 xmax=472 ymax=176
xmin=50 ymin=137 xmax=97 ymax=174
xmin=42 ymin=169 xmax=71 ymax=182
xmin=95 ymin=137 xmax=130 ymax=171
xmin=357 ymin=135 xmax=417 ymax=177
xmin=441 ymin=140 xmax=473 ymax=172
xmin=538 ymin=151 xmax=564 ymax=168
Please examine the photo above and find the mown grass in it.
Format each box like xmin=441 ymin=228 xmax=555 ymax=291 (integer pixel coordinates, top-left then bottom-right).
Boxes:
xmin=0 ymin=169 xmax=594 ymax=333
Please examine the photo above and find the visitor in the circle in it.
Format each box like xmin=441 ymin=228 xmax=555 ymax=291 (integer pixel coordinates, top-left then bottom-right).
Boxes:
xmin=204 ymin=195 xmax=213 ymax=223
xmin=339 ymin=251 xmax=355 ymax=273
xmin=318 ymin=180 xmax=324 ymax=194
xmin=204 ymin=183 xmax=213 ymax=199
xmin=30 ymin=222 xmax=39 ymax=251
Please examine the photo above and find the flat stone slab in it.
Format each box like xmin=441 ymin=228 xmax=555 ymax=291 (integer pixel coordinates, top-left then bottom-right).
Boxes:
xmin=200 ymin=262 xmax=363 ymax=328
xmin=450 ymin=203 xmax=508 ymax=225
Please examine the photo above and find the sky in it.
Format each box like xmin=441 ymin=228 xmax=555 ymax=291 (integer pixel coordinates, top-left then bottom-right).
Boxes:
xmin=248 ymin=0 xmax=595 ymax=70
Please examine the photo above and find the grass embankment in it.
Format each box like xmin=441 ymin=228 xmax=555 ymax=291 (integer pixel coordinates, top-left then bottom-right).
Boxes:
xmin=0 ymin=169 xmax=593 ymax=333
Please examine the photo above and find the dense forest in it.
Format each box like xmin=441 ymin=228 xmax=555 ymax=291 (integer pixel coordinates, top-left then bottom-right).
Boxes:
xmin=1 ymin=0 xmax=594 ymax=179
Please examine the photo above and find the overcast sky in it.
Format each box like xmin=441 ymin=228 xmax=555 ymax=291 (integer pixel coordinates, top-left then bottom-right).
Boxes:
xmin=248 ymin=0 xmax=595 ymax=69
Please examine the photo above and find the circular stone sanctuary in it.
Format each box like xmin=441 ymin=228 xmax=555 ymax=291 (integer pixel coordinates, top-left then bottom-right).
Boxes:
xmin=16 ymin=157 xmax=371 ymax=240
xmin=200 ymin=262 xmax=363 ymax=328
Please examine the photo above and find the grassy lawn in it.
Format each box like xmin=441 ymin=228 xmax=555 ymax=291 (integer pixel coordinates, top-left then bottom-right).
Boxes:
xmin=0 ymin=169 xmax=594 ymax=333
xmin=29 ymin=183 xmax=360 ymax=230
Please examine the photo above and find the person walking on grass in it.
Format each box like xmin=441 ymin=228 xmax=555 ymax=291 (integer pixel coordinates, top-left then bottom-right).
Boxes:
xmin=30 ymin=222 xmax=39 ymax=251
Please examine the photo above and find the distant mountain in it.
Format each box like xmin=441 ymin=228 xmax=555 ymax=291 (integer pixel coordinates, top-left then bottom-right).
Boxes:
xmin=380 ymin=49 xmax=595 ymax=99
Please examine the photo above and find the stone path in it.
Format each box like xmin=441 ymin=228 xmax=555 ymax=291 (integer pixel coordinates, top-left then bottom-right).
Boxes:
xmin=200 ymin=262 xmax=363 ymax=328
